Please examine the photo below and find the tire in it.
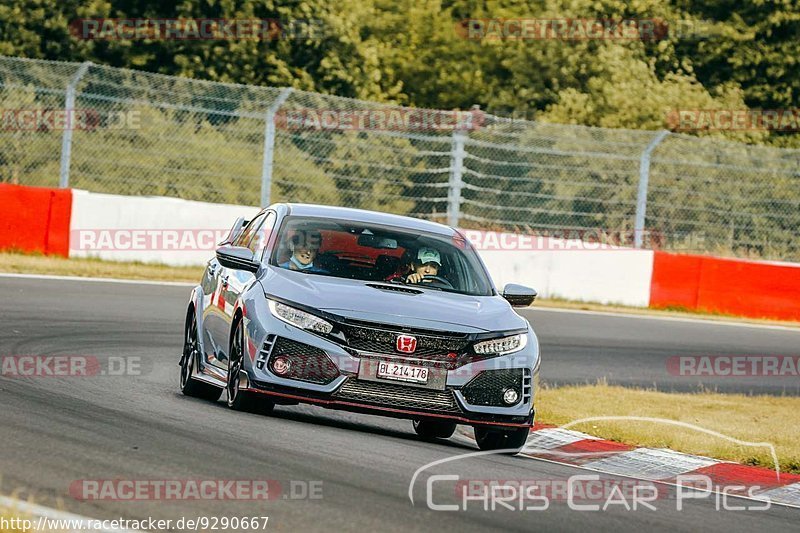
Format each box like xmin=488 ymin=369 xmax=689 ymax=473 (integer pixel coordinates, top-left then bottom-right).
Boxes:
xmin=474 ymin=427 xmax=530 ymax=454
xmin=180 ymin=310 xmax=223 ymax=402
xmin=226 ymin=319 xmax=274 ymax=415
xmin=413 ymin=419 xmax=457 ymax=440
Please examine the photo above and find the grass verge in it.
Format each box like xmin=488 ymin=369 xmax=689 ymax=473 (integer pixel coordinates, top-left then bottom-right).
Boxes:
xmin=0 ymin=252 xmax=203 ymax=283
xmin=0 ymin=507 xmax=31 ymax=533
xmin=539 ymin=383 xmax=800 ymax=474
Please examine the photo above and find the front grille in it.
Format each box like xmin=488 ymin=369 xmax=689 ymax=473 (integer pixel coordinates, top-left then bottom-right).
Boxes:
xmin=256 ymin=334 xmax=278 ymax=370
xmin=461 ymin=369 xmax=524 ymax=407
xmin=338 ymin=321 xmax=469 ymax=361
xmin=334 ymin=378 xmax=460 ymax=412
xmin=267 ymin=337 xmax=339 ymax=385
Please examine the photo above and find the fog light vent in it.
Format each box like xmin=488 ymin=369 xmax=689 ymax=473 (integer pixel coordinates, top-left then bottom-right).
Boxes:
xmin=503 ymin=388 xmax=520 ymax=405
xmin=272 ymin=356 xmax=292 ymax=376
xmin=461 ymin=369 xmax=524 ymax=407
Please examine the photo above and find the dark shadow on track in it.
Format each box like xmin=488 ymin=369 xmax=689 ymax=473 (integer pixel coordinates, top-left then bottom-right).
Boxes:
xmin=173 ymin=391 xmax=477 ymax=451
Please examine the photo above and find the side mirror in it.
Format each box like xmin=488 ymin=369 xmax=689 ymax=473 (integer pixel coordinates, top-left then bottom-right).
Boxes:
xmin=502 ymin=283 xmax=537 ymax=307
xmin=216 ymin=245 xmax=260 ymax=273
xmin=218 ymin=217 xmax=249 ymax=246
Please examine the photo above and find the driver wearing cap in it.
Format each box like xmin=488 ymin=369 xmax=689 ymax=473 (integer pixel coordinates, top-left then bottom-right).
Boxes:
xmin=405 ymin=247 xmax=442 ymax=284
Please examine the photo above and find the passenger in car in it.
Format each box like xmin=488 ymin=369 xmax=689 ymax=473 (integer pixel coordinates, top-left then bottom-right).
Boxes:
xmin=405 ymin=247 xmax=442 ymax=284
xmin=279 ymin=230 xmax=328 ymax=274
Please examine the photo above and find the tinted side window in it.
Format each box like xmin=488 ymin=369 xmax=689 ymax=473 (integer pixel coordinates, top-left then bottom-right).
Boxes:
xmin=233 ymin=212 xmax=266 ymax=249
xmin=252 ymin=211 xmax=277 ymax=256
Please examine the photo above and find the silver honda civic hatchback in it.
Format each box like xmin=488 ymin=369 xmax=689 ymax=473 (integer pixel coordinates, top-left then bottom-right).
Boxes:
xmin=180 ymin=203 xmax=540 ymax=453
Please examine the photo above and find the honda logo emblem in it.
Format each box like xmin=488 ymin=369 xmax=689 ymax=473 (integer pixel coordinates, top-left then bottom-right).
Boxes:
xmin=396 ymin=335 xmax=417 ymax=354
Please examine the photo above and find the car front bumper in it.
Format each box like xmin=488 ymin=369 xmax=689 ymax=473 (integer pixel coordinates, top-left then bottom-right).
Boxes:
xmin=239 ymin=295 xmax=539 ymax=429
xmin=242 ymin=376 xmax=535 ymax=429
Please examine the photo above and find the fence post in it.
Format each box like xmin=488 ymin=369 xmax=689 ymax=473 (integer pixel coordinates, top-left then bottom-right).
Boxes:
xmin=634 ymin=129 xmax=669 ymax=248
xmin=447 ymin=128 xmax=467 ymax=228
xmin=58 ymin=61 xmax=92 ymax=188
xmin=260 ymin=87 xmax=294 ymax=208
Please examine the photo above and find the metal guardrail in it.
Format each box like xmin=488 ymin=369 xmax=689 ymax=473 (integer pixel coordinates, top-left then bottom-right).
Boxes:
xmin=1 ymin=55 xmax=798 ymax=260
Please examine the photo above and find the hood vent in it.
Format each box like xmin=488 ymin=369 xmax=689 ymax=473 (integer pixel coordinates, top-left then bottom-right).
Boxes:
xmin=365 ymin=283 xmax=422 ymax=295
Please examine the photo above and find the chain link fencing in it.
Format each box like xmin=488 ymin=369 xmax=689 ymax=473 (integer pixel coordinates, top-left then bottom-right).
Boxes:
xmin=1 ymin=55 xmax=798 ymax=261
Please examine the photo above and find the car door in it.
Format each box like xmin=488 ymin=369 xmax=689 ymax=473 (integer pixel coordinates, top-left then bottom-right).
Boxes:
xmin=205 ymin=211 xmax=275 ymax=369
xmin=200 ymin=253 xmax=224 ymax=367
xmin=200 ymin=224 xmax=242 ymax=369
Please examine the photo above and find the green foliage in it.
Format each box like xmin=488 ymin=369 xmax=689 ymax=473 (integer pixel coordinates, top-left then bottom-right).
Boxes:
xmin=1 ymin=0 xmax=798 ymax=146
xmin=323 ymin=132 xmax=417 ymax=214
xmin=1 ymin=0 xmax=799 ymax=260
xmin=0 ymin=84 xmax=62 ymax=186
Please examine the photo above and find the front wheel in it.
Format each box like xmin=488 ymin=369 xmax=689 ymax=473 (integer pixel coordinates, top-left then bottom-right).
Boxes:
xmin=474 ymin=427 xmax=529 ymax=454
xmin=413 ymin=419 xmax=456 ymax=440
xmin=226 ymin=320 xmax=274 ymax=415
xmin=180 ymin=310 xmax=222 ymax=402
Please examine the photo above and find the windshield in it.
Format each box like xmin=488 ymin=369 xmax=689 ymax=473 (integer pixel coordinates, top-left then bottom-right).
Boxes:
xmin=270 ymin=216 xmax=494 ymax=297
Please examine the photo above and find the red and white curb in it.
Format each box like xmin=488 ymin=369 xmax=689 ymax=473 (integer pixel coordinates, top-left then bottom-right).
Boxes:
xmin=458 ymin=425 xmax=800 ymax=508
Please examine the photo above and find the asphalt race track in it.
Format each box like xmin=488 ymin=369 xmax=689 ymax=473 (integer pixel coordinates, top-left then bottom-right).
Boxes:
xmin=522 ymin=307 xmax=800 ymax=396
xmin=1 ymin=275 xmax=798 ymax=531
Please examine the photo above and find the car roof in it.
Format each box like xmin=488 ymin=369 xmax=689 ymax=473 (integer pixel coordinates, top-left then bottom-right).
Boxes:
xmin=281 ymin=203 xmax=457 ymax=236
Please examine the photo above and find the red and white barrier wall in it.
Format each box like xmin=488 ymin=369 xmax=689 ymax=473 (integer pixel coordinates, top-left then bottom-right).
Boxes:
xmin=650 ymin=251 xmax=800 ymax=322
xmin=0 ymin=183 xmax=72 ymax=256
xmin=477 ymin=245 xmax=654 ymax=307
xmin=69 ymin=189 xmax=256 ymax=266
xmin=2 ymin=184 xmax=799 ymax=321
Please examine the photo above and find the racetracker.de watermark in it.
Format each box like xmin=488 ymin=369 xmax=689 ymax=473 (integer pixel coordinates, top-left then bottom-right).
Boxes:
xmin=0 ymin=109 xmax=140 ymax=131
xmin=70 ymin=228 xmax=705 ymax=253
xmin=455 ymin=477 xmax=671 ymax=507
xmin=69 ymin=18 xmax=326 ymax=41
xmin=71 ymin=229 xmax=232 ymax=252
xmin=666 ymin=109 xmax=800 ymax=132
xmin=457 ymin=18 xmax=717 ymax=41
xmin=69 ymin=479 xmax=322 ymax=501
xmin=667 ymin=355 xmax=800 ymax=377
xmin=459 ymin=229 xmax=705 ymax=252
xmin=275 ymin=108 xmax=485 ymax=132
xmin=0 ymin=355 xmax=144 ymax=378
xmin=1 ymin=516 xmax=269 ymax=532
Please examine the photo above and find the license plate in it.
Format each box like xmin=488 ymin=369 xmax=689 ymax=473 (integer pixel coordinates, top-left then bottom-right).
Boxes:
xmin=376 ymin=361 xmax=429 ymax=384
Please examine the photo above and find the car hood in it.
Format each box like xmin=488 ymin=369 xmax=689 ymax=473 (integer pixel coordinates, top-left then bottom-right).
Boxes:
xmin=260 ymin=267 xmax=527 ymax=333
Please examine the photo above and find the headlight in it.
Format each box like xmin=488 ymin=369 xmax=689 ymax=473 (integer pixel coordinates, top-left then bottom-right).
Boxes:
xmin=268 ymin=300 xmax=333 ymax=334
xmin=473 ymin=334 xmax=527 ymax=356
